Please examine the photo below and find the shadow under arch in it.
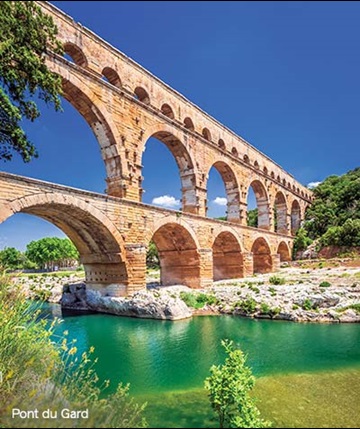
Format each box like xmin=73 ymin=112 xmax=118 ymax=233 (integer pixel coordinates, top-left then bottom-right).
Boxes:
xmin=150 ymin=222 xmax=200 ymax=288
xmin=141 ymin=126 xmax=198 ymax=213
xmin=60 ymin=76 xmax=122 ymax=196
xmin=1 ymin=193 xmax=128 ymax=294
xmin=212 ymin=231 xmax=243 ymax=281
xmin=251 ymin=237 xmax=272 ymax=274
xmin=206 ymin=161 xmax=240 ymax=222
xmin=277 ymin=241 xmax=291 ymax=262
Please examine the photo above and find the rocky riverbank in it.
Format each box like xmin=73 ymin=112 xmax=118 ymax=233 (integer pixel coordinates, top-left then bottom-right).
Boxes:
xmin=12 ymin=264 xmax=360 ymax=323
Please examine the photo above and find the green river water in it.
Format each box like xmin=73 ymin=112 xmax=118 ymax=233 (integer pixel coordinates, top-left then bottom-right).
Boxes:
xmin=45 ymin=305 xmax=360 ymax=428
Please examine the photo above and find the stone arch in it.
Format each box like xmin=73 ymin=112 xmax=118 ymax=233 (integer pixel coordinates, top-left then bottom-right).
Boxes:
xmin=231 ymin=147 xmax=238 ymax=157
xmin=206 ymin=161 xmax=240 ymax=222
xmin=270 ymin=171 xmax=275 ymax=179
xmin=247 ymin=180 xmax=270 ymax=230
xmin=161 ymin=103 xmax=175 ymax=119
xmin=277 ymin=241 xmax=291 ymax=262
xmin=291 ymin=199 xmax=301 ymax=235
xmin=60 ymin=76 xmax=122 ymax=196
xmin=254 ymin=160 xmax=260 ymax=169
xmin=282 ymin=178 xmax=286 ymax=186
xmin=63 ymin=42 xmax=88 ymax=67
xmin=134 ymin=86 xmax=150 ymax=104
xmin=102 ymin=67 xmax=122 ymax=88
xmin=263 ymin=166 xmax=268 ymax=175
xmin=141 ymin=125 xmax=198 ymax=213
xmin=151 ymin=222 xmax=200 ymax=288
xmin=202 ymin=127 xmax=212 ymax=141
xmin=244 ymin=154 xmax=250 ymax=164
xmin=184 ymin=117 xmax=194 ymax=131
xmin=218 ymin=139 xmax=225 ymax=150
xmin=212 ymin=231 xmax=244 ymax=281
xmin=251 ymin=237 xmax=272 ymax=274
xmin=274 ymin=191 xmax=288 ymax=234
xmin=2 ymin=193 xmax=128 ymax=295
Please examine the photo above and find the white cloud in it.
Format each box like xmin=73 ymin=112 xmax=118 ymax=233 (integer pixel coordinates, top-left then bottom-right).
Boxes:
xmin=152 ymin=195 xmax=181 ymax=208
xmin=213 ymin=197 xmax=227 ymax=206
xmin=307 ymin=181 xmax=321 ymax=189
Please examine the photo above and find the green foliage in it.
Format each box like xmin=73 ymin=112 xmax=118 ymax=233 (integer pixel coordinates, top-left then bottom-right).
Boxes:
xmin=0 ymin=271 xmax=147 ymax=427
xmin=179 ymin=292 xmax=218 ymax=309
xmin=234 ymin=298 xmax=257 ymax=314
xmin=0 ymin=246 xmax=22 ymax=269
xmin=269 ymin=275 xmax=286 ymax=285
xmin=292 ymin=228 xmax=313 ymax=257
xmin=247 ymin=208 xmax=258 ymax=228
xmin=303 ymin=168 xmax=360 ymax=247
xmin=204 ymin=340 xmax=271 ymax=428
xmin=302 ymin=298 xmax=315 ymax=311
xmin=319 ymin=281 xmax=331 ymax=288
xmin=146 ymin=240 xmax=159 ymax=269
xmin=25 ymin=237 xmax=79 ymax=269
xmin=216 ymin=216 xmax=227 ymax=221
xmin=260 ymin=303 xmax=271 ymax=314
xmin=0 ymin=1 xmax=63 ymax=162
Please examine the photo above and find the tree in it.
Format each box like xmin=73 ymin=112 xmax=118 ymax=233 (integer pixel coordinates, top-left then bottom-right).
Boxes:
xmin=247 ymin=208 xmax=258 ymax=228
xmin=0 ymin=1 xmax=62 ymax=162
xmin=146 ymin=240 xmax=159 ymax=269
xmin=0 ymin=247 xmax=22 ymax=269
xmin=25 ymin=237 xmax=79 ymax=270
xmin=205 ymin=340 xmax=270 ymax=428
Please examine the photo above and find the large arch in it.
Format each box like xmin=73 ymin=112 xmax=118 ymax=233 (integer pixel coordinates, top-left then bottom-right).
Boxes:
xmin=151 ymin=222 xmax=200 ymax=288
xmin=277 ymin=241 xmax=291 ymax=262
xmin=1 ymin=193 xmax=128 ymax=294
xmin=60 ymin=76 xmax=122 ymax=196
xmin=63 ymin=42 xmax=88 ymax=67
xmin=291 ymin=200 xmax=301 ymax=235
xmin=206 ymin=161 xmax=240 ymax=222
xmin=247 ymin=180 xmax=270 ymax=230
xmin=251 ymin=237 xmax=272 ymax=274
xmin=212 ymin=231 xmax=243 ymax=281
xmin=274 ymin=191 xmax=288 ymax=234
xmin=141 ymin=127 xmax=198 ymax=213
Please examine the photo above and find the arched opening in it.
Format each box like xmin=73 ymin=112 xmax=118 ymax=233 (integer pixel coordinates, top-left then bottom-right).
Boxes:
xmin=141 ymin=131 xmax=197 ymax=213
xmin=218 ymin=139 xmax=225 ymax=150
xmin=274 ymin=192 xmax=288 ymax=234
xmin=63 ymin=42 xmax=87 ymax=67
xmin=263 ymin=166 xmax=268 ymax=175
xmin=282 ymin=179 xmax=286 ymax=186
xmin=254 ymin=160 xmax=259 ymax=169
xmin=277 ymin=241 xmax=291 ymax=262
xmin=247 ymin=180 xmax=270 ymax=230
xmin=183 ymin=117 xmax=194 ymax=131
xmin=161 ymin=103 xmax=175 ymax=119
xmin=151 ymin=223 xmax=200 ymax=288
xmin=61 ymin=78 xmax=121 ymax=195
xmin=206 ymin=161 xmax=240 ymax=222
xmin=102 ymin=67 xmax=122 ymax=88
xmin=270 ymin=171 xmax=275 ymax=179
xmin=0 ymin=197 xmax=128 ymax=296
xmin=213 ymin=232 xmax=243 ymax=281
xmin=277 ymin=175 xmax=281 ymax=182
xmin=291 ymin=200 xmax=301 ymax=235
xmin=202 ymin=128 xmax=211 ymax=141
xmin=243 ymin=154 xmax=250 ymax=164
xmin=252 ymin=237 xmax=272 ymax=274
xmin=231 ymin=147 xmax=238 ymax=157
xmin=134 ymin=86 xmax=150 ymax=105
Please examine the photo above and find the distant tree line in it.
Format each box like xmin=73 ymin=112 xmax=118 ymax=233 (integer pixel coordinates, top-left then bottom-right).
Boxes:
xmin=0 ymin=237 xmax=79 ymax=270
xmin=294 ymin=167 xmax=360 ymax=254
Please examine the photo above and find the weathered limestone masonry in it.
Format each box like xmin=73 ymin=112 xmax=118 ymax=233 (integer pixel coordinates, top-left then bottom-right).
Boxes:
xmin=0 ymin=2 xmax=313 ymax=296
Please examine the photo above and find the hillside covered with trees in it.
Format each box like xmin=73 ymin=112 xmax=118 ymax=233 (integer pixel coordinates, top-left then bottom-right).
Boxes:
xmin=294 ymin=167 xmax=360 ymax=255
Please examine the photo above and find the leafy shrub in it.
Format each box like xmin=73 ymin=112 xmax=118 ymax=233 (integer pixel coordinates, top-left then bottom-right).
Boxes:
xmin=234 ymin=298 xmax=257 ymax=314
xmin=260 ymin=303 xmax=271 ymax=314
xmin=302 ymin=298 xmax=315 ymax=311
xmin=179 ymin=292 xmax=218 ymax=309
xmin=269 ymin=287 xmax=277 ymax=297
xmin=269 ymin=276 xmax=286 ymax=285
xmin=319 ymin=281 xmax=331 ymax=288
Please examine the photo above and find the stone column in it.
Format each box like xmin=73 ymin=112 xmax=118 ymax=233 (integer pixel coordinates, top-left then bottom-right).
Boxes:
xmin=198 ymin=248 xmax=213 ymax=288
xmin=239 ymin=202 xmax=248 ymax=226
xmin=106 ymin=175 xmax=139 ymax=200
xmin=124 ymin=244 xmax=147 ymax=295
xmin=271 ymin=253 xmax=281 ymax=272
xmin=242 ymin=252 xmax=254 ymax=277
xmin=227 ymin=189 xmax=241 ymax=223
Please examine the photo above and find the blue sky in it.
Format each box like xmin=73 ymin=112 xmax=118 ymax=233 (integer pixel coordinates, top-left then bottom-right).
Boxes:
xmin=1 ymin=1 xmax=360 ymax=250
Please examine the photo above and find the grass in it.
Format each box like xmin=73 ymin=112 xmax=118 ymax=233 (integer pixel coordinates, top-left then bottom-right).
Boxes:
xmin=319 ymin=281 xmax=331 ymax=288
xmin=269 ymin=276 xmax=286 ymax=285
xmin=179 ymin=292 xmax=218 ymax=309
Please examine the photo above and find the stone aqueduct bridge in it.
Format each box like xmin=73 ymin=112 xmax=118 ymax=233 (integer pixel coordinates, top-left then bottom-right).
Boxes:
xmin=0 ymin=2 xmax=313 ymax=297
